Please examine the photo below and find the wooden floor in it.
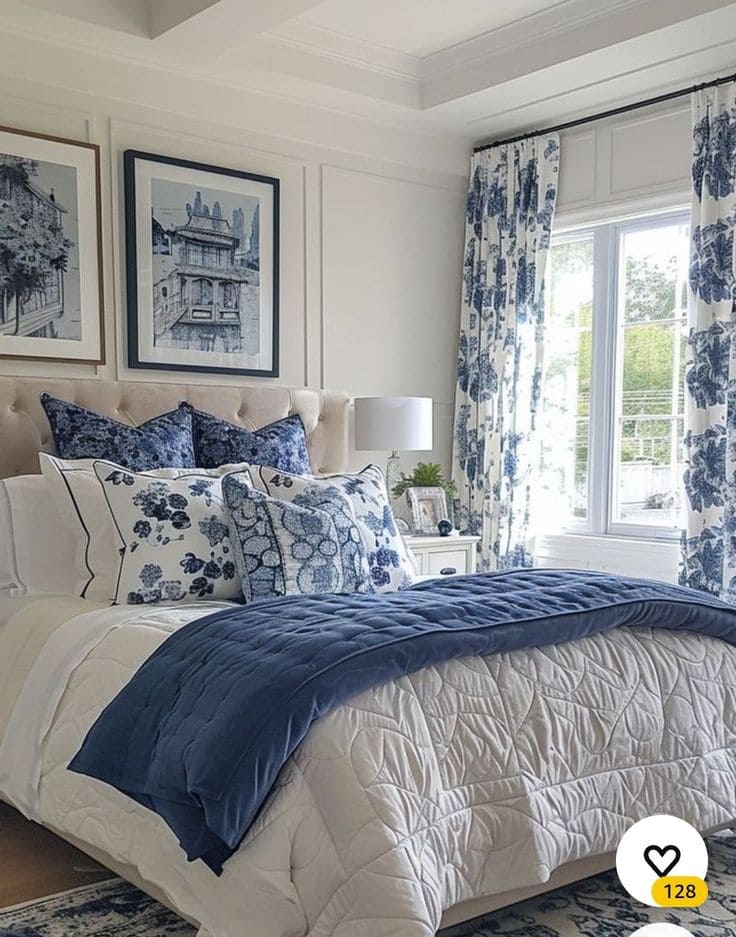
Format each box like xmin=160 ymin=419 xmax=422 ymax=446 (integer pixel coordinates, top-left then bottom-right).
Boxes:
xmin=0 ymin=801 xmax=114 ymax=909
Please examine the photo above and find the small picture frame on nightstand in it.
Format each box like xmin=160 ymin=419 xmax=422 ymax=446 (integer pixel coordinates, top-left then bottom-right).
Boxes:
xmin=407 ymin=486 xmax=448 ymax=534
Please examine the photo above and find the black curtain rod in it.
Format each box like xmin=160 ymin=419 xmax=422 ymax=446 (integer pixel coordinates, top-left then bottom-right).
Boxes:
xmin=473 ymin=69 xmax=736 ymax=154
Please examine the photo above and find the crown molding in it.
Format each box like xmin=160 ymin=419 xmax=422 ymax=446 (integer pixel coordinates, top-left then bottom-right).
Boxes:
xmin=421 ymin=0 xmax=736 ymax=107
xmin=266 ymin=21 xmax=422 ymax=82
xmin=423 ymin=0 xmax=640 ymax=81
xmin=240 ymin=32 xmax=421 ymax=107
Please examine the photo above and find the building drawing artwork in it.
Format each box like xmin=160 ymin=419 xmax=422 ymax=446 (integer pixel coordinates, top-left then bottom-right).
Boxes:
xmin=0 ymin=154 xmax=77 ymax=340
xmin=151 ymin=189 xmax=260 ymax=354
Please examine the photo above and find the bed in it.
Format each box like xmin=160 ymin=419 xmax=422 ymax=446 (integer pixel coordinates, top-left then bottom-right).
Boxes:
xmin=1 ymin=376 xmax=735 ymax=937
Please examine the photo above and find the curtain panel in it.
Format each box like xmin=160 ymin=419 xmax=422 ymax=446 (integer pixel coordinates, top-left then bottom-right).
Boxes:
xmin=452 ymin=136 xmax=559 ymax=571
xmin=681 ymin=82 xmax=736 ymax=600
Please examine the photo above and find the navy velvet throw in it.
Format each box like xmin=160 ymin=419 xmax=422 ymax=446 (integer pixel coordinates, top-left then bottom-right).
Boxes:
xmin=69 ymin=569 xmax=736 ymax=873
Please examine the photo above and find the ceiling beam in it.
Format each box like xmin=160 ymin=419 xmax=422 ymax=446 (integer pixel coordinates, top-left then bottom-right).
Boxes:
xmin=421 ymin=0 xmax=736 ymax=108
xmin=149 ymin=0 xmax=324 ymax=51
xmin=148 ymin=0 xmax=221 ymax=39
xmin=16 ymin=0 xmax=150 ymax=36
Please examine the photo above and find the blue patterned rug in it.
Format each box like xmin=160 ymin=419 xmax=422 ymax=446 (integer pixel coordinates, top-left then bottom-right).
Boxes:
xmin=1 ymin=830 xmax=735 ymax=936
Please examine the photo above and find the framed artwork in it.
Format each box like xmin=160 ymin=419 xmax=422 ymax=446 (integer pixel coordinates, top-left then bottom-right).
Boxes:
xmin=124 ymin=150 xmax=280 ymax=377
xmin=407 ymin=486 xmax=449 ymax=534
xmin=0 ymin=125 xmax=104 ymax=363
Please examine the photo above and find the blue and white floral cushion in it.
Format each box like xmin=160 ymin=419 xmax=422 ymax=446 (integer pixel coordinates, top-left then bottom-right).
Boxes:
xmin=247 ymin=464 xmax=416 ymax=592
xmin=41 ymin=394 xmax=195 ymax=470
xmin=222 ymin=472 xmax=371 ymax=601
xmin=93 ymin=460 xmax=243 ymax=605
xmin=183 ymin=404 xmax=311 ymax=473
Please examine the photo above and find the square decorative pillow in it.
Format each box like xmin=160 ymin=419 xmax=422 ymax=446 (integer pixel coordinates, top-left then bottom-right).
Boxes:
xmin=92 ymin=460 xmax=244 ymax=605
xmin=40 ymin=454 xmax=246 ymax=603
xmin=222 ymin=472 xmax=371 ymax=601
xmin=183 ymin=404 xmax=311 ymax=474
xmin=41 ymin=394 xmax=195 ymax=470
xmin=247 ymin=464 xmax=416 ymax=591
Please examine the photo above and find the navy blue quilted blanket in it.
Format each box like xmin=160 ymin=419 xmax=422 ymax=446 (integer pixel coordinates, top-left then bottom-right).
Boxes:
xmin=69 ymin=569 xmax=736 ymax=873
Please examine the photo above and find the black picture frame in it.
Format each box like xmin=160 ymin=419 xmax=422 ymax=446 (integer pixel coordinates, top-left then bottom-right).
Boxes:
xmin=124 ymin=149 xmax=280 ymax=377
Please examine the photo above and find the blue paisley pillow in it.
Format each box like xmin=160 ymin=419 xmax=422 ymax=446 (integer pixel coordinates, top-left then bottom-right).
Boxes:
xmin=222 ymin=472 xmax=371 ymax=601
xmin=246 ymin=464 xmax=416 ymax=592
xmin=183 ymin=404 xmax=311 ymax=474
xmin=41 ymin=394 xmax=195 ymax=470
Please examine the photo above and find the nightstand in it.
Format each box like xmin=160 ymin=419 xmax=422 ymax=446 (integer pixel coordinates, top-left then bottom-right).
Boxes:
xmin=404 ymin=533 xmax=480 ymax=577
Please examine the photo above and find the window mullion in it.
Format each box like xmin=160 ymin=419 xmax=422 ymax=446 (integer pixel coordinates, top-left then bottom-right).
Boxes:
xmin=588 ymin=223 xmax=617 ymax=536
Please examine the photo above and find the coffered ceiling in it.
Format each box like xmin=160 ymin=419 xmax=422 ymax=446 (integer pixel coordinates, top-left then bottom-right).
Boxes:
xmin=294 ymin=0 xmax=567 ymax=58
xmin=3 ymin=0 xmax=736 ymax=143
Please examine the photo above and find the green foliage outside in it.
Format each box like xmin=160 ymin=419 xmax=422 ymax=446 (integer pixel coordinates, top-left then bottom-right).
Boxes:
xmin=547 ymin=238 xmax=683 ymax=488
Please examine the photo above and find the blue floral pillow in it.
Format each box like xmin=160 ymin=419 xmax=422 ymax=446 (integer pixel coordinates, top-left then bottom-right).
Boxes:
xmin=222 ymin=472 xmax=371 ymax=601
xmin=183 ymin=404 xmax=311 ymax=474
xmin=247 ymin=464 xmax=417 ymax=592
xmin=93 ymin=460 xmax=242 ymax=605
xmin=41 ymin=394 xmax=195 ymax=470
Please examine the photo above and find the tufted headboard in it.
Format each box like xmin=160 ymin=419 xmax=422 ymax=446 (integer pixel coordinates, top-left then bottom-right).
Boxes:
xmin=0 ymin=377 xmax=349 ymax=478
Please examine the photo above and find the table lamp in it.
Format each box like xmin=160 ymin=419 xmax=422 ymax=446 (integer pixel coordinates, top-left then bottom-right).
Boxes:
xmin=353 ymin=396 xmax=433 ymax=496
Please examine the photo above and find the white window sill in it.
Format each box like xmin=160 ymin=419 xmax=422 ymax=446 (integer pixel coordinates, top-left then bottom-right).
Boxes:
xmin=535 ymin=532 xmax=679 ymax=583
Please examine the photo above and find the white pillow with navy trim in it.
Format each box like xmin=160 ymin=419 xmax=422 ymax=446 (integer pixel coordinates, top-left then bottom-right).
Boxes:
xmin=0 ymin=473 xmax=78 ymax=597
xmin=40 ymin=454 xmax=120 ymax=602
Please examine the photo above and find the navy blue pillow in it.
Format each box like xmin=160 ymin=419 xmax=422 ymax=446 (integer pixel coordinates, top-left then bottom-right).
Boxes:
xmin=40 ymin=393 xmax=195 ymax=470
xmin=183 ymin=404 xmax=312 ymax=474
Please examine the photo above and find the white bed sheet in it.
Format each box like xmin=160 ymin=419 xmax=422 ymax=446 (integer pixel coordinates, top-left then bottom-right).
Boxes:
xmin=1 ymin=597 xmax=736 ymax=937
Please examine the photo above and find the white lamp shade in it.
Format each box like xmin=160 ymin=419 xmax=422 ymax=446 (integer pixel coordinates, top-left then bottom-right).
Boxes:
xmin=354 ymin=396 xmax=433 ymax=451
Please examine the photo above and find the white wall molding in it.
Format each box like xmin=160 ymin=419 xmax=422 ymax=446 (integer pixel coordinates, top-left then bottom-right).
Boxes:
xmin=537 ymin=533 xmax=679 ymax=582
xmin=319 ymin=164 xmax=463 ymax=471
xmin=554 ymin=98 xmax=692 ymax=221
xmin=0 ymin=19 xmax=469 ymax=174
xmin=0 ymin=60 xmax=465 ymax=473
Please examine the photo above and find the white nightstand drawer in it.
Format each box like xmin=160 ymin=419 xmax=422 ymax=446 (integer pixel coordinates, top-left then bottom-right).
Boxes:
xmin=404 ymin=533 xmax=480 ymax=580
xmin=427 ymin=550 xmax=467 ymax=575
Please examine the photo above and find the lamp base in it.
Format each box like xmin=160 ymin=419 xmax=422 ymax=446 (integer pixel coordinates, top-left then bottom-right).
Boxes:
xmin=386 ymin=449 xmax=401 ymax=498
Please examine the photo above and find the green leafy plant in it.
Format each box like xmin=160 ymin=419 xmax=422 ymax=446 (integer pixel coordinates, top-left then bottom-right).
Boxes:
xmin=392 ymin=462 xmax=456 ymax=501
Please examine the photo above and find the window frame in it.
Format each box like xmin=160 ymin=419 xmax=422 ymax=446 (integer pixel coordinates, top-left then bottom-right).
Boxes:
xmin=549 ymin=207 xmax=690 ymax=542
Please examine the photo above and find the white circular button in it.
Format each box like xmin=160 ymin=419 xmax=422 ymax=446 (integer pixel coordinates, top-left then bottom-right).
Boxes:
xmin=630 ymin=925 xmax=694 ymax=936
xmin=616 ymin=815 xmax=708 ymax=907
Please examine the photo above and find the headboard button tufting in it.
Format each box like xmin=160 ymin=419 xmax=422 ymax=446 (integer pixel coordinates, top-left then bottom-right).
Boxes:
xmin=0 ymin=378 xmax=349 ymax=478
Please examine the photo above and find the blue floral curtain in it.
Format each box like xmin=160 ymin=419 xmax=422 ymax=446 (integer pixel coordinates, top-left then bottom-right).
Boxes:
xmin=681 ymin=82 xmax=736 ymax=599
xmin=452 ymin=135 xmax=559 ymax=571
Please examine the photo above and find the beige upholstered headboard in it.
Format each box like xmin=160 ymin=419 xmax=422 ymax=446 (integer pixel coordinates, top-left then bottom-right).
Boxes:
xmin=0 ymin=377 xmax=349 ymax=478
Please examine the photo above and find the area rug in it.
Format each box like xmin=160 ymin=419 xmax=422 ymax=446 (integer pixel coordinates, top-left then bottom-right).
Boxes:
xmin=1 ymin=830 xmax=735 ymax=937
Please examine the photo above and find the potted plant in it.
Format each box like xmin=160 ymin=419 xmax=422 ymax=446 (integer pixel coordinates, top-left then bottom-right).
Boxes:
xmin=392 ymin=463 xmax=457 ymax=532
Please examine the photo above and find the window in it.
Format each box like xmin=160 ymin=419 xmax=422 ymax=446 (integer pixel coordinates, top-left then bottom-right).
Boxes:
xmin=537 ymin=211 xmax=689 ymax=539
xmin=192 ymin=278 xmax=213 ymax=306
xmin=220 ymin=282 xmax=237 ymax=309
xmin=188 ymin=243 xmax=204 ymax=265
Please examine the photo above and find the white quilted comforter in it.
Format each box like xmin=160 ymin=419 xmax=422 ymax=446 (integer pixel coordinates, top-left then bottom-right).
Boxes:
xmin=2 ymin=597 xmax=736 ymax=937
